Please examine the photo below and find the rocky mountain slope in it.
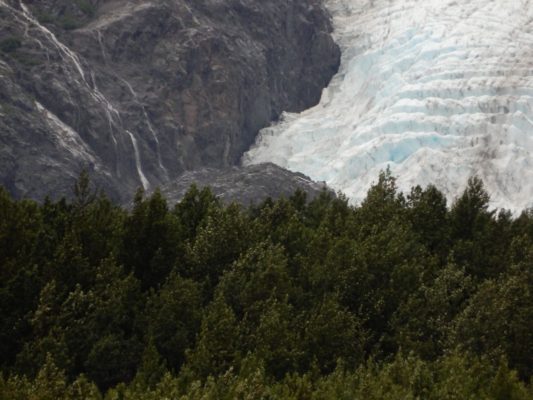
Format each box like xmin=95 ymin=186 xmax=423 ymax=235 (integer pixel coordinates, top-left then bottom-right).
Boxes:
xmin=158 ymin=163 xmax=332 ymax=206
xmin=0 ymin=0 xmax=339 ymax=201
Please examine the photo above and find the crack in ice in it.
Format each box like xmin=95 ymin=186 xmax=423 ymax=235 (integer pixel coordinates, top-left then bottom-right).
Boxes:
xmin=244 ymin=0 xmax=533 ymax=211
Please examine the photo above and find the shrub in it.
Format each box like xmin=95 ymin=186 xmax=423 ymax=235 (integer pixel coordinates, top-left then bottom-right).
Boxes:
xmin=76 ymin=0 xmax=96 ymax=17
xmin=0 ymin=37 xmax=21 ymax=53
xmin=36 ymin=11 xmax=54 ymax=24
xmin=60 ymin=15 xmax=81 ymax=30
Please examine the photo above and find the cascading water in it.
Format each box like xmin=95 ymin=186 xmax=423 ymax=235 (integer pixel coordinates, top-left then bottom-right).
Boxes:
xmin=34 ymin=101 xmax=97 ymax=164
xmin=126 ymin=130 xmax=150 ymax=190
xmin=0 ymin=0 xmax=154 ymax=189
xmin=0 ymin=0 xmax=120 ymax=134
xmin=121 ymin=78 xmax=167 ymax=178
xmin=244 ymin=0 xmax=533 ymax=211
xmin=17 ymin=1 xmax=122 ymax=133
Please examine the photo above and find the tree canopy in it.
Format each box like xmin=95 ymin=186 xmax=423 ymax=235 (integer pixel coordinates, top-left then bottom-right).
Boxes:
xmin=0 ymin=174 xmax=531 ymax=398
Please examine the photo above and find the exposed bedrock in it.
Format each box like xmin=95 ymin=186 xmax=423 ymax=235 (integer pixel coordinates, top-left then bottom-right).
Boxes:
xmin=0 ymin=0 xmax=340 ymax=201
xmin=158 ymin=163 xmax=333 ymax=207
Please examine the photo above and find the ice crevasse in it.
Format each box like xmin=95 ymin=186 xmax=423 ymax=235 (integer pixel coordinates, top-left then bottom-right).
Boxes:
xmin=243 ymin=0 xmax=533 ymax=211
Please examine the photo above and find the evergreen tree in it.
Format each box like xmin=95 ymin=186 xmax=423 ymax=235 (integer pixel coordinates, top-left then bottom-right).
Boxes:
xmin=144 ymin=273 xmax=202 ymax=371
xmin=0 ymin=172 xmax=531 ymax=397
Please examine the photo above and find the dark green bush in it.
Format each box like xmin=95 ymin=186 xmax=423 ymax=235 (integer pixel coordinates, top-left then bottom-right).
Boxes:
xmin=75 ymin=0 xmax=96 ymax=17
xmin=14 ymin=53 xmax=42 ymax=67
xmin=0 ymin=37 xmax=21 ymax=53
xmin=60 ymin=15 xmax=81 ymax=30
xmin=36 ymin=11 xmax=54 ymax=24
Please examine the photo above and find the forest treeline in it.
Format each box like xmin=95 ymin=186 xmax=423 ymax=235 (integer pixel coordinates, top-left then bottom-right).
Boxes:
xmin=0 ymin=171 xmax=531 ymax=399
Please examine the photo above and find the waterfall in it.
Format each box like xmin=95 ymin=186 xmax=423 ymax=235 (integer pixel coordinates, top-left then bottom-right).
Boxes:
xmin=121 ymin=78 xmax=168 ymax=178
xmin=126 ymin=130 xmax=150 ymax=190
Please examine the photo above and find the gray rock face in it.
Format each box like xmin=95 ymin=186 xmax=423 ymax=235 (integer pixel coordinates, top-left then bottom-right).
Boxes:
xmin=0 ymin=0 xmax=339 ymax=201
xmin=158 ymin=163 xmax=333 ymax=206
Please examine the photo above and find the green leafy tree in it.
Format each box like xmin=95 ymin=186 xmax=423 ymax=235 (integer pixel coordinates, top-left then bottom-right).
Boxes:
xmin=355 ymin=167 xmax=406 ymax=236
xmin=173 ymin=184 xmax=219 ymax=241
xmin=84 ymin=333 xmax=141 ymax=390
xmin=120 ymin=189 xmax=180 ymax=289
xmin=33 ymin=354 xmax=68 ymax=400
xmin=449 ymin=177 xmax=503 ymax=278
xmin=17 ymin=260 xmax=143 ymax=389
xmin=67 ymin=374 xmax=102 ymax=400
xmin=250 ymin=298 xmax=301 ymax=379
xmin=0 ymin=189 xmax=43 ymax=367
xmin=185 ymin=295 xmax=241 ymax=380
xmin=132 ymin=337 xmax=167 ymax=390
xmin=392 ymin=263 xmax=474 ymax=359
xmin=0 ymin=176 xmax=532 ymax=397
xmin=144 ymin=273 xmax=203 ymax=371
xmin=450 ymin=272 xmax=533 ymax=379
xmin=407 ymin=184 xmax=450 ymax=258
xmin=185 ymin=204 xmax=253 ymax=294
xmin=216 ymin=242 xmax=292 ymax=320
xmin=301 ymin=295 xmax=366 ymax=374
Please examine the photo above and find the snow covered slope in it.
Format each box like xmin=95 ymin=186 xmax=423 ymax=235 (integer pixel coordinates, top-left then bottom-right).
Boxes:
xmin=243 ymin=0 xmax=533 ymax=211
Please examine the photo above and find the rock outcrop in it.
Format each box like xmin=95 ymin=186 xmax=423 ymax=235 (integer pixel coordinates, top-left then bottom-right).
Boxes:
xmin=158 ymin=163 xmax=333 ymax=206
xmin=0 ymin=0 xmax=339 ymax=201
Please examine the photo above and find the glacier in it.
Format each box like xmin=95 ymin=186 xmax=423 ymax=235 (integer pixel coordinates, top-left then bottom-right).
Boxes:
xmin=243 ymin=0 xmax=533 ymax=211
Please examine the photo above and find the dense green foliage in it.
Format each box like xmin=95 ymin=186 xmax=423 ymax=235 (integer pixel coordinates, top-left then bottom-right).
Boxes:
xmin=0 ymin=171 xmax=532 ymax=398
